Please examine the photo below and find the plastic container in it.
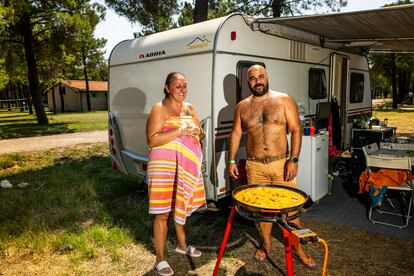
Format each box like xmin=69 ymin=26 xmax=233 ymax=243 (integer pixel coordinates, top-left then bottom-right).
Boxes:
xmin=310 ymin=126 xmax=316 ymax=136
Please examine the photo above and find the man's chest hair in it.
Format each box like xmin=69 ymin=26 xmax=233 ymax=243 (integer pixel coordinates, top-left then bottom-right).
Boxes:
xmin=241 ymin=105 xmax=285 ymax=129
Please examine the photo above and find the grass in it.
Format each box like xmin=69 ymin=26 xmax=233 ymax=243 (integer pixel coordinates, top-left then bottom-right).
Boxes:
xmin=0 ymin=110 xmax=108 ymax=139
xmin=373 ymin=109 xmax=414 ymax=137
xmin=372 ymin=98 xmax=414 ymax=137
xmin=1 ymin=146 xmax=414 ymax=275
xmin=0 ymin=144 xmax=231 ymax=275
xmin=0 ymin=144 xmax=150 ymax=274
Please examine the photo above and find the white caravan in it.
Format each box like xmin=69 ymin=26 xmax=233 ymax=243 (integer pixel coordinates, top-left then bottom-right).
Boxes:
xmin=108 ymin=13 xmax=374 ymax=201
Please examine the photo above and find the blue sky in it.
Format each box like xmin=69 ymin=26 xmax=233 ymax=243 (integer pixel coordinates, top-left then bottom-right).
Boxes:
xmin=94 ymin=0 xmax=396 ymax=59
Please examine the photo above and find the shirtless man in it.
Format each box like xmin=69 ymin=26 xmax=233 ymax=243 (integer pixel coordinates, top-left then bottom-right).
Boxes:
xmin=228 ymin=64 xmax=315 ymax=268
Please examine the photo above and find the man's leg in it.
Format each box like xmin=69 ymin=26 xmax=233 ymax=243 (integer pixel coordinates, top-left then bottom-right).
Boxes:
xmin=257 ymin=221 xmax=273 ymax=257
xmin=269 ymin=160 xmax=315 ymax=268
xmin=289 ymin=215 xmax=315 ymax=268
xmin=246 ymin=160 xmax=273 ymax=260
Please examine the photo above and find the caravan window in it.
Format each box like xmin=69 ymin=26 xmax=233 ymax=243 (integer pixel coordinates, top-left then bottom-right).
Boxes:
xmin=308 ymin=68 xmax=327 ymax=100
xmin=350 ymin=73 xmax=364 ymax=103
xmin=237 ymin=61 xmax=266 ymax=102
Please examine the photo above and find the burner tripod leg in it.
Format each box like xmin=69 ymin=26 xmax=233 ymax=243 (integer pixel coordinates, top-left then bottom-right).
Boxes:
xmin=283 ymin=227 xmax=294 ymax=276
xmin=213 ymin=206 xmax=236 ymax=276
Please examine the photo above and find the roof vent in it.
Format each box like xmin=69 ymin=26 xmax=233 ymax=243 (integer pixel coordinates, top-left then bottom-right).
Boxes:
xmin=290 ymin=41 xmax=305 ymax=61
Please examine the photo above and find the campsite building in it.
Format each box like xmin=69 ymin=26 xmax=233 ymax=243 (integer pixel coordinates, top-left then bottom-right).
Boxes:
xmin=47 ymin=80 xmax=108 ymax=112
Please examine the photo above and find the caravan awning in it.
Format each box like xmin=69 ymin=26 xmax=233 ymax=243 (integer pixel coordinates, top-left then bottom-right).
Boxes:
xmin=250 ymin=4 xmax=414 ymax=53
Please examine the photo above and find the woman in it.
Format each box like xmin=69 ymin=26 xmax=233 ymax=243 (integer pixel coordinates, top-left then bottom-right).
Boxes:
xmin=146 ymin=72 xmax=206 ymax=276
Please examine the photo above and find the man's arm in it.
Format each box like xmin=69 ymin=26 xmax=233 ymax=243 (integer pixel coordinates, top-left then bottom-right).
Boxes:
xmin=285 ymin=96 xmax=301 ymax=181
xmin=228 ymin=103 xmax=243 ymax=180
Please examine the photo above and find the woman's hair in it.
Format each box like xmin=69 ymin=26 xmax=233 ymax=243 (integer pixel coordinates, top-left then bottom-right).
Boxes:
xmin=164 ymin=72 xmax=185 ymax=99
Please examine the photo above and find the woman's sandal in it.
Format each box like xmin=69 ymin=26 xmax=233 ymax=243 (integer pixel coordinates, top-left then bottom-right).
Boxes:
xmin=155 ymin=261 xmax=174 ymax=276
xmin=175 ymin=245 xmax=202 ymax=257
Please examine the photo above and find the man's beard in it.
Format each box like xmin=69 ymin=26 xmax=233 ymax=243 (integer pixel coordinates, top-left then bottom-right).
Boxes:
xmin=249 ymin=83 xmax=269 ymax=97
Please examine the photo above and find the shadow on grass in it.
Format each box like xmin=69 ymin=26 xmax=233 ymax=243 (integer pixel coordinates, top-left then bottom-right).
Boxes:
xmin=0 ymin=122 xmax=75 ymax=139
xmin=0 ymin=117 xmax=38 ymax=124
xmin=0 ymin=112 xmax=33 ymax=119
xmin=0 ymin=152 xmax=270 ymax=275
xmin=0 ymin=154 xmax=148 ymax=240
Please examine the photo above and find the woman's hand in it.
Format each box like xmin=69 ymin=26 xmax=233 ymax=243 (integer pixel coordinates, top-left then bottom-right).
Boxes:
xmin=189 ymin=125 xmax=201 ymax=136
xmin=179 ymin=122 xmax=200 ymax=137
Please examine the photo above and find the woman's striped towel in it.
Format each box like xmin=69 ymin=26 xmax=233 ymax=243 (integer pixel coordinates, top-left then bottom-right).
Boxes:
xmin=147 ymin=116 xmax=206 ymax=225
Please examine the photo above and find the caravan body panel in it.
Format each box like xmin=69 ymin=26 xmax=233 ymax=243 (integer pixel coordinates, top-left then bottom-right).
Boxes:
xmin=108 ymin=18 xmax=221 ymax=186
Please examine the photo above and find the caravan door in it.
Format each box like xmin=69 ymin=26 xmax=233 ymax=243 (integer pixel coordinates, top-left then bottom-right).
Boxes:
xmin=212 ymin=60 xmax=265 ymax=200
xmin=330 ymin=53 xmax=350 ymax=149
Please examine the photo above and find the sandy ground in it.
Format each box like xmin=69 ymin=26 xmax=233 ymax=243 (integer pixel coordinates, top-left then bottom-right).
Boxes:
xmin=0 ymin=130 xmax=107 ymax=155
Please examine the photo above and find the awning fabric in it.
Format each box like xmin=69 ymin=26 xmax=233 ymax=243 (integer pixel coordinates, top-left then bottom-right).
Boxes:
xmin=248 ymin=4 xmax=414 ymax=53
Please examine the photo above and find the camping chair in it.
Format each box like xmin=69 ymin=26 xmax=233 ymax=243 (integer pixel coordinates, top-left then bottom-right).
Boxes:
xmin=364 ymin=151 xmax=413 ymax=229
xmin=362 ymin=142 xmax=379 ymax=157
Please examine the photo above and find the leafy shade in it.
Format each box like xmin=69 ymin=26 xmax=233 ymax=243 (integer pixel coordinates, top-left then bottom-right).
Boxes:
xmin=369 ymin=0 xmax=414 ymax=108
xmin=104 ymin=0 xmax=179 ymax=36
xmin=0 ymin=1 xmax=107 ymax=122
xmin=204 ymin=0 xmax=347 ymax=18
xmin=108 ymin=0 xmax=347 ymax=36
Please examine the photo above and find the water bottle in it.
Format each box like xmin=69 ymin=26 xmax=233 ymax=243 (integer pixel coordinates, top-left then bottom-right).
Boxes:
xmin=297 ymin=103 xmax=306 ymax=131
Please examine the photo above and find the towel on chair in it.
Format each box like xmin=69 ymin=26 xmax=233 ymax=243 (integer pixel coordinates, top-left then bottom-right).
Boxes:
xmin=359 ymin=169 xmax=409 ymax=193
xmin=359 ymin=169 xmax=409 ymax=207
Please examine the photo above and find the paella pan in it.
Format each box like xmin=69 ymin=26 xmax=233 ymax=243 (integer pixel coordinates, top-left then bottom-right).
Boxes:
xmin=232 ymin=184 xmax=308 ymax=218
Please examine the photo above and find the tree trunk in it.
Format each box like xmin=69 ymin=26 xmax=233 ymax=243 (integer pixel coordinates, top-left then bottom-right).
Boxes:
xmin=82 ymin=47 xmax=91 ymax=112
xmin=18 ymin=84 xmax=24 ymax=112
xmin=51 ymin=86 xmax=56 ymax=114
xmin=391 ymin=54 xmax=398 ymax=109
xmin=5 ymin=84 xmax=11 ymax=111
xmin=272 ymin=0 xmax=284 ymax=17
xmin=24 ymin=85 xmax=33 ymax=114
xmin=399 ymin=70 xmax=407 ymax=103
xmin=405 ymin=70 xmax=411 ymax=103
xmin=10 ymin=83 xmax=17 ymax=102
xmin=193 ymin=0 xmax=208 ymax=23
xmin=59 ymin=81 xmax=65 ymax=112
xmin=407 ymin=70 xmax=412 ymax=104
xmin=22 ymin=14 xmax=48 ymax=124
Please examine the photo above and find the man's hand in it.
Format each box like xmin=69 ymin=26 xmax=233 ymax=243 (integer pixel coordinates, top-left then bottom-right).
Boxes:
xmin=284 ymin=160 xmax=298 ymax=182
xmin=228 ymin=163 xmax=239 ymax=180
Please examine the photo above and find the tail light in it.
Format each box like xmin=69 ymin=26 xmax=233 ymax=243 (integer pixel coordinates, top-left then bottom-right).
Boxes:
xmin=111 ymin=160 xmax=118 ymax=171
xmin=109 ymin=127 xmax=115 ymax=154
xmin=231 ymin=31 xmax=236 ymax=41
